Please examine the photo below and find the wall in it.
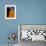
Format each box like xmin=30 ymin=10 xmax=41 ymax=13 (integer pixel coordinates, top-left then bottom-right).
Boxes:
xmin=0 ymin=0 xmax=18 ymax=44
xmin=17 ymin=0 xmax=46 ymax=24
xmin=0 ymin=0 xmax=46 ymax=44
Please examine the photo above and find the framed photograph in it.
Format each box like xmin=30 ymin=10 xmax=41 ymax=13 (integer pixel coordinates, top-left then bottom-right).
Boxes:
xmin=5 ymin=5 xmax=16 ymax=19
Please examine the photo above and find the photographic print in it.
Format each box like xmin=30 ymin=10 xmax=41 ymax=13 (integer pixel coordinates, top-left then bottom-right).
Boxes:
xmin=5 ymin=5 xmax=16 ymax=19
